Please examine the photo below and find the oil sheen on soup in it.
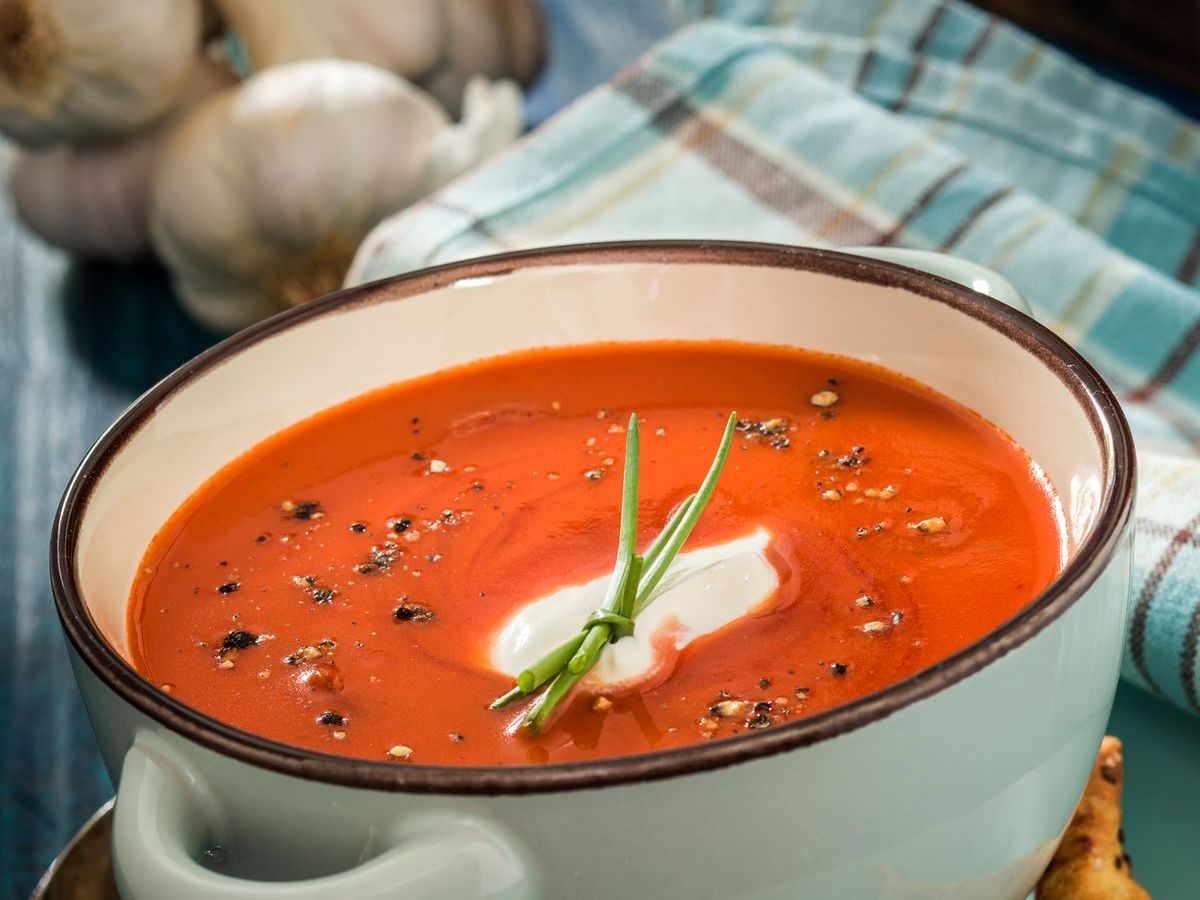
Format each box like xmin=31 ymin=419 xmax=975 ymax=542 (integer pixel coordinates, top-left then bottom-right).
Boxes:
xmin=129 ymin=342 xmax=1065 ymax=766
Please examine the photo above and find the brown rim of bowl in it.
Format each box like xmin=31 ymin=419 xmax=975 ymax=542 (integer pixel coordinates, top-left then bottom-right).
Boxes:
xmin=50 ymin=240 xmax=1136 ymax=796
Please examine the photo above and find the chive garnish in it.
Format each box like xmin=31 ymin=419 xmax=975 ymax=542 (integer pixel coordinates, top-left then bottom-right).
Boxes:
xmin=634 ymin=417 xmax=735 ymax=617
xmin=491 ymin=411 xmax=737 ymax=732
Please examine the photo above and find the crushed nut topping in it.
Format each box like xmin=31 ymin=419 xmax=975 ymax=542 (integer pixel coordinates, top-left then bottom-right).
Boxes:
xmin=281 ymin=500 xmax=322 ymax=520
xmin=283 ymin=639 xmax=336 ymax=666
xmin=709 ymin=699 xmax=751 ymax=718
xmin=393 ymin=599 xmax=435 ymax=622
xmin=911 ymin=516 xmax=946 ymax=534
xmin=734 ymin=416 xmax=792 ymax=449
xmin=293 ymin=575 xmax=337 ymax=605
xmin=355 ymin=542 xmax=400 ymax=575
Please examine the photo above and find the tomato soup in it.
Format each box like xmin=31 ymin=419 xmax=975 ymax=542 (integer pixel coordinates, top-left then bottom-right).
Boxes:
xmin=129 ymin=342 xmax=1065 ymax=765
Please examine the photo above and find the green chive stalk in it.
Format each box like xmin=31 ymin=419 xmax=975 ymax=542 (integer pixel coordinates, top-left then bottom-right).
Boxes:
xmin=490 ymin=412 xmax=737 ymax=732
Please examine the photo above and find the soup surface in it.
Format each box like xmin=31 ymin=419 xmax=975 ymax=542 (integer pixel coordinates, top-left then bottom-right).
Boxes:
xmin=129 ymin=341 xmax=1064 ymax=765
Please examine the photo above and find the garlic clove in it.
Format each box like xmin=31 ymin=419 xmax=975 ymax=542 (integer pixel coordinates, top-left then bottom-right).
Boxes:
xmin=0 ymin=0 xmax=207 ymax=147
xmin=149 ymin=59 xmax=523 ymax=334
xmin=346 ymin=75 xmax=525 ymax=290
xmin=491 ymin=0 xmax=543 ymax=87
xmin=420 ymin=76 xmax=523 ymax=191
xmin=214 ymin=0 xmax=443 ymax=77
xmin=419 ymin=0 xmax=543 ymax=116
xmin=8 ymin=57 xmax=236 ymax=259
xmin=10 ymin=132 xmax=159 ymax=259
xmin=215 ymin=0 xmax=542 ymax=116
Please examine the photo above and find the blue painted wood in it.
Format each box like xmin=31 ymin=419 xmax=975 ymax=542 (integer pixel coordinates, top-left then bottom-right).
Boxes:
xmin=0 ymin=190 xmax=215 ymax=896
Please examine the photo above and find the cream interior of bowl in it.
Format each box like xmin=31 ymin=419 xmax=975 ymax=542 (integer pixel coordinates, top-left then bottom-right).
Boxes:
xmin=76 ymin=260 xmax=1109 ymax=657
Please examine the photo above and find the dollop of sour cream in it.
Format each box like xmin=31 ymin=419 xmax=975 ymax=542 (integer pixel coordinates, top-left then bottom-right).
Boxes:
xmin=491 ymin=529 xmax=779 ymax=691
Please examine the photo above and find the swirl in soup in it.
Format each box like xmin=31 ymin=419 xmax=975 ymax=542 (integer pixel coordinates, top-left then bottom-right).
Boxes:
xmin=129 ymin=341 xmax=1065 ymax=765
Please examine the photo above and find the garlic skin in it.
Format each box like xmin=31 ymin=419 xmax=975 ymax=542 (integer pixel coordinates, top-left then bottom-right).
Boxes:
xmin=215 ymin=0 xmax=541 ymax=115
xmin=10 ymin=127 xmax=159 ymax=258
xmin=149 ymin=59 xmax=522 ymax=333
xmin=0 ymin=0 xmax=205 ymax=147
xmin=8 ymin=57 xmax=235 ymax=259
xmin=425 ymin=0 xmax=542 ymax=116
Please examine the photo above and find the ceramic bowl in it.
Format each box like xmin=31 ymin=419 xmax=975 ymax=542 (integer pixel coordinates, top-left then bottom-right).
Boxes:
xmin=52 ymin=242 xmax=1135 ymax=900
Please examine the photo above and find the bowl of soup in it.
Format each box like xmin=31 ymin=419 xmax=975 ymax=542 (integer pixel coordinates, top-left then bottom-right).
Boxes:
xmin=52 ymin=241 xmax=1134 ymax=900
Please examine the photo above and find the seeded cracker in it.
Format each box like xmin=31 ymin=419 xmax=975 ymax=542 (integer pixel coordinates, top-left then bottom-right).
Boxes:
xmin=1035 ymin=737 xmax=1149 ymax=900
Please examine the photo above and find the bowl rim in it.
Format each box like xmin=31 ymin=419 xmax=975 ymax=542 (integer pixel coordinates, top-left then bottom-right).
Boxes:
xmin=50 ymin=240 xmax=1136 ymax=796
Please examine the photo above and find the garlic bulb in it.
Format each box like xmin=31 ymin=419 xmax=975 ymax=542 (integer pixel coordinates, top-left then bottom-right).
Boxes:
xmin=0 ymin=0 xmax=204 ymax=147
xmin=10 ymin=125 xmax=159 ymax=258
xmin=215 ymin=0 xmax=541 ymax=115
xmin=149 ymin=59 xmax=522 ymax=333
xmin=8 ymin=57 xmax=235 ymax=259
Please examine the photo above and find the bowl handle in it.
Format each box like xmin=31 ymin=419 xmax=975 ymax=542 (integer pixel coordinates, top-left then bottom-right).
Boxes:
xmin=112 ymin=732 xmax=538 ymax=900
xmin=843 ymin=247 xmax=1031 ymax=315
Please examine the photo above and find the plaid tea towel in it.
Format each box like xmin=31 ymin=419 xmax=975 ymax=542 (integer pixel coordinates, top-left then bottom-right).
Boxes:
xmin=350 ymin=0 xmax=1200 ymax=718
